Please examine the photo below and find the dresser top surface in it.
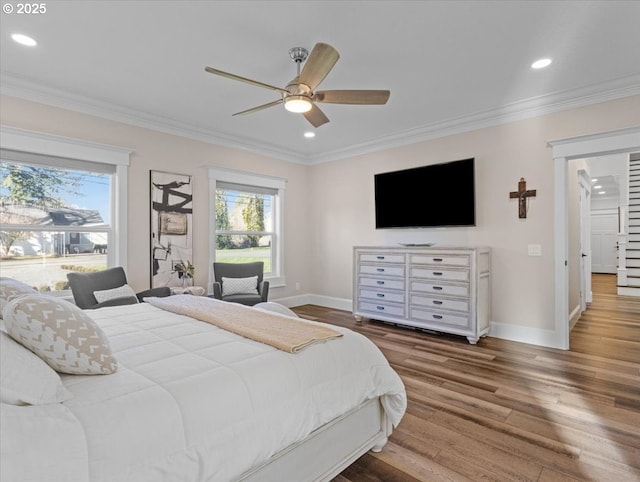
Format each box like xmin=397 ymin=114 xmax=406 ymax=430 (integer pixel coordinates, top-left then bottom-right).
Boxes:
xmin=354 ymin=245 xmax=490 ymax=252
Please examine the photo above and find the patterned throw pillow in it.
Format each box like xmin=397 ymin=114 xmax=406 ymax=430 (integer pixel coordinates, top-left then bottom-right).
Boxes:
xmin=1 ymin=330 xmax=73 ymax=405
xmin=93 ymin=283 xmax=138 ymax=304
xmin=0 ymin=277 xmax=38 ymax=318
xmin=222 ymin=276 xmax=259 ymax=296
xmin=3 ymin=294 xmax=118 ymax=375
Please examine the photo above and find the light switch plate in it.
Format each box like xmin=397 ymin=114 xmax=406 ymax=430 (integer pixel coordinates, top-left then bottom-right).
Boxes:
xmin=528 ymin=244 xmax=542 ymax=256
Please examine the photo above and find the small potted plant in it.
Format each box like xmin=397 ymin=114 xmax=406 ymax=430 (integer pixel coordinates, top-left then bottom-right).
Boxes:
xmin=173 ymin=259 xmax=195 ymax=287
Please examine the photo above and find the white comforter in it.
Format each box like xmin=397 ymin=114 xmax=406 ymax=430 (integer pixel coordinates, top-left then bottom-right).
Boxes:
xmin=2 ymin=301 xmax=406 ymax=482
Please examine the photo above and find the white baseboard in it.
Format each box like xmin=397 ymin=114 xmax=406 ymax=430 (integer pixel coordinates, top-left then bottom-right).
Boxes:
xmin=272 ymin=293 xmax=352 ymax=312
xmin=569 ymin=303 xmax=582 ymax=330
xmin=489 ymin=322 xmax=567 ymax=349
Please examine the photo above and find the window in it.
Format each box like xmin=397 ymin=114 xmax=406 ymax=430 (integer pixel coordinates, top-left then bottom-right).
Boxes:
xmin=0 ymin=128 xmax=130 ymax=293
xmin=209 ymin=167 xmax=285 ymax=287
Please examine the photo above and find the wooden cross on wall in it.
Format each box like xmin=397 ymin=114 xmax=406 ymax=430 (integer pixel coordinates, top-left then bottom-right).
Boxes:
xmin=509 ymin=178 xmax=537 ymax=219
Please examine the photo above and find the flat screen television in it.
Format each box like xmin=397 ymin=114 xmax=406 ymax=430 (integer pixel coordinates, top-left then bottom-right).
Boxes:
xmin=374 ymin=158 xmax=475 ymax=229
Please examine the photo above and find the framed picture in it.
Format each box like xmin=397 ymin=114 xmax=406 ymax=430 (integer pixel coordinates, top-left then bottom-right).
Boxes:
xmin=150 ymin=171 xmax=193 ymax=288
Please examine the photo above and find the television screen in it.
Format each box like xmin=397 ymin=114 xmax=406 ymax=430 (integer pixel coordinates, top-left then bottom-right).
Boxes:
xmin=374 ymin=158 xmax=475 ymax=228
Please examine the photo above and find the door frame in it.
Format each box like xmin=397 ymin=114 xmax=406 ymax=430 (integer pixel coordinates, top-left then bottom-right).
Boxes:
xmin=550 ymin=125 xmax=640 ymax=350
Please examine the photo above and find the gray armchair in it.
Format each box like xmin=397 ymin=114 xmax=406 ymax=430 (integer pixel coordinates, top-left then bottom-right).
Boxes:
xmin=210 ymin=262 xmax=269 ymax=306
xmin=67 ymin=267 xmax=171 ymax=309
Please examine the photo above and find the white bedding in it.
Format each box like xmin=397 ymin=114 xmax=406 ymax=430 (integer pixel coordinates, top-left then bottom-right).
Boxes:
xmin=1 ymin=300 xmax=406 ymax=482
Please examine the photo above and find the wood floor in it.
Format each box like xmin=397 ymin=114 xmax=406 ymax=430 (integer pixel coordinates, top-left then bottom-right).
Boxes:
xmin=292 ymin=274 xmax=640 ymax=481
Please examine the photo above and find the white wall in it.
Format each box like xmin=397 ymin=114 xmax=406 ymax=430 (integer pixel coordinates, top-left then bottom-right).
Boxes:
xmin=2 ymin=93 xmax=640 ymax=347
xmin=0 ymin=95 xmax=312 ymax=300
xmin=308 ymin=96 xmax=640 ymax=343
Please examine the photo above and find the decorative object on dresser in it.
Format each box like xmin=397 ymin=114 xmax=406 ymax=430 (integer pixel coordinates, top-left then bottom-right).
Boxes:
xmin=150 ymin=170 xmax=193 ymax=288
xmin=353 ymin=246 xmax=491 ymax=344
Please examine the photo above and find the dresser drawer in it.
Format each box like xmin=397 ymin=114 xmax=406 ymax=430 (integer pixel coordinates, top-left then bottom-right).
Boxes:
xmin=410 ymin=308 xmax=470 ymax=329
xmin=359 ymin=253 xmax=405 ymax=264
xmin=360 ymin=301 xmax=405 ymax=318
xmin=410 ymin=254 xmax=470 ymax=267
xmin=359 ymin=264 xmax=405 ymax=277
xmin=359 ymin=277 xmax=405 ymax=291
xmin=411 ymin=294 xmax=469 ymax=312
xmin=411 ymin=281 xmax=469 ymax=297
xmin=410 ymin=267 xmax=469 ymax=282
xmin=360 ymin=289 xmax=405 ymax=304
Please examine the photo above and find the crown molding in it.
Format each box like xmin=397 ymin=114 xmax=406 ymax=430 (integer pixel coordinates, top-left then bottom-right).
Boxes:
xmin=2 ymin=71 xmax=639 ymax=166
xmin=0 ymin=72 xmax=306 ymax=164
xmin=306 ymin=74 xmax=640 ymax=164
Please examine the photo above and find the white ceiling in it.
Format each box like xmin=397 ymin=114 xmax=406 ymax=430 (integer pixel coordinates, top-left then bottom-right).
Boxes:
xmin=1 ymin=1 xmax=639 ymax=164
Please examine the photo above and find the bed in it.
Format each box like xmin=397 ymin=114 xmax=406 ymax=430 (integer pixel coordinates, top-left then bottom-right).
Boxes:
xmin=0 ymin=288 xmax=406 ymax=482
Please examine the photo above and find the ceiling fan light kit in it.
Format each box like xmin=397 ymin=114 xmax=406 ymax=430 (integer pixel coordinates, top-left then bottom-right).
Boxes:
xmin=284 ymin=95 xmax=313 ymax=113
xmin=205 ymin=42 xmax=390 ymax=128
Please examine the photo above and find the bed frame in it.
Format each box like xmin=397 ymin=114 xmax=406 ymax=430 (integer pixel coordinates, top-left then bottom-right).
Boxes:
xmin=238 ymin=397 xmax=391 ymax=481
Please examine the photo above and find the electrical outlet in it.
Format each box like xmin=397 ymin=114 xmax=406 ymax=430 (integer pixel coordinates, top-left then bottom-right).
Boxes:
xmin=528 ymin=244 xmax=542 ymax=256
xmin=295 ymin=282 xmax=300 ymax=291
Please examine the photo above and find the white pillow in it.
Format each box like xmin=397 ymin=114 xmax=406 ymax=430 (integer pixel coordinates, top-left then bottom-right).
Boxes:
xmin=222 ymin=276 xmax=259 ymax=296
xmin=3 ymin=294 xmax=118 ymax=375
xmin=0 ymin=330 xmax=73 ymax=405
xmin=93 ymin=283 xmax=138 ymax=304
xmin=0 ymin=277 xmax=38 ymax=318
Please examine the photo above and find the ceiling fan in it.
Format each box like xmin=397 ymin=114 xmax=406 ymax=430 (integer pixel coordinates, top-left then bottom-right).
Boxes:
xmin=204 ymin=42 xmax=390 ymax=128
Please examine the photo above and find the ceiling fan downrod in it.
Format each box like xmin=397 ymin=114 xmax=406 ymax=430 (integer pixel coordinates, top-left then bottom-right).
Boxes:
xmin=288 ymin=47 xmax=309 ymax=76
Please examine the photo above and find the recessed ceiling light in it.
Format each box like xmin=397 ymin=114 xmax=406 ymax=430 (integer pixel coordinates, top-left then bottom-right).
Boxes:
xmin=593 ymin=185 xmax=602 ymax=189
xmin=599 ymin=191 xmax=606 ymax=195
xmin=11 ymin=33 xmax=37 ymax=47
xmin=304 ymin=132 xmax=315 ymax=138
xmin=591 ymin=178 xmax=598 ymax=182
xmin=531 ymin=58 xmax=552 ymax=69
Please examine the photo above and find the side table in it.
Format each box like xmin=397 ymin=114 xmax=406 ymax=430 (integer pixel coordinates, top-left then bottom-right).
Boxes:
xmin=170 ymin=286 xmax=206 ymax=296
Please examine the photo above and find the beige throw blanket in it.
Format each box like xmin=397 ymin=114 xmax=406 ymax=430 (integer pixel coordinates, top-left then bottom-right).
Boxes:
xmin=145 ymin=295 xmax=342 ymax=353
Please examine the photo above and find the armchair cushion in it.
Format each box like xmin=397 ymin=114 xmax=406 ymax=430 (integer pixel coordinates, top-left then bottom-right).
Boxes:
xmin=221 ymin=276 xmax=258 ymax=296
xmin=93 ymin=284 xmax=138 ymax=304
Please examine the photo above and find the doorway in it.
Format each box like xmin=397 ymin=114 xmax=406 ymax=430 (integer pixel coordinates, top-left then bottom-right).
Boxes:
xmin=550 ymin=125 xmax=640 ymax=350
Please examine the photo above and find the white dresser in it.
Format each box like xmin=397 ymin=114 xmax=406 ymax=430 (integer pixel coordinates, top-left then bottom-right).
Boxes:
xmin=353 ymin=246 xmax=491 ymax=344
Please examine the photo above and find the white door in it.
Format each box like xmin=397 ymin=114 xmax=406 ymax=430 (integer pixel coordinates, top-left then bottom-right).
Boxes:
xmin=578 ymin=172 xmax=592 ymax=310
xmin=591 ymin=210 xmax=618 ymax=274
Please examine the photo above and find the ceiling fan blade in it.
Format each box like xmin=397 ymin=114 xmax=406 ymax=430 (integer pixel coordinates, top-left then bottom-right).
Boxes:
xmin=303 ymin=104 xmax=330 ymax=128
xmin=314 ymin=90 xmax=390 ymax=105
xmin=232 ymin=99 xmax=283 ymax=116
xmin=298 ymin=43 xmax=340 ymax=91
xmin=205 ymin=66 xmax=290 ymax=95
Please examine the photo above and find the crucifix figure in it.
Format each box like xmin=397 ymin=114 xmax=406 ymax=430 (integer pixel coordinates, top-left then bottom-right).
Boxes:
xmin=509 ymin=177 xmax=537 ymax=219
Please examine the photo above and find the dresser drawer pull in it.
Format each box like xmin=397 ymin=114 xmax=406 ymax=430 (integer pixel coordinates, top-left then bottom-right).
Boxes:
xmin=433 ymin=258 xmax=443 ymax=262
xmin=433 ymin=272 xmax=443 ymax=276
xmin=433 ymin=314 xmax=443 ymax=320
xmin=432 ymin=286 xmax=443 ymax=291
xmin=376 ymin=268 xmax=385 ymax=272
xmin=376 ymin=293 xmax=385 ymax=298
xmin=376 ymin=306 xmax=385 ymax=310
xmin=432 ymin=300 xmax=443 ymax=305
xmin=377 ymin=256 xmax=385 ymax=260
xmin=376 ymin=280 xmax=385 ymax=285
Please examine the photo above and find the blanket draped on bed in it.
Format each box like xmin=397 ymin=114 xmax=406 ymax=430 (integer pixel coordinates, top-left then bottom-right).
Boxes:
xmin=145 ymin=295 xmax=342 ymax=353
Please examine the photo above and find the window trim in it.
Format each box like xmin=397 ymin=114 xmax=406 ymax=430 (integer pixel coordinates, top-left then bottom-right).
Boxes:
xmin=208 ymin=166 xmax=286 ymax=288
xmin=1 ymin=125 xmax=131 ymax=270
